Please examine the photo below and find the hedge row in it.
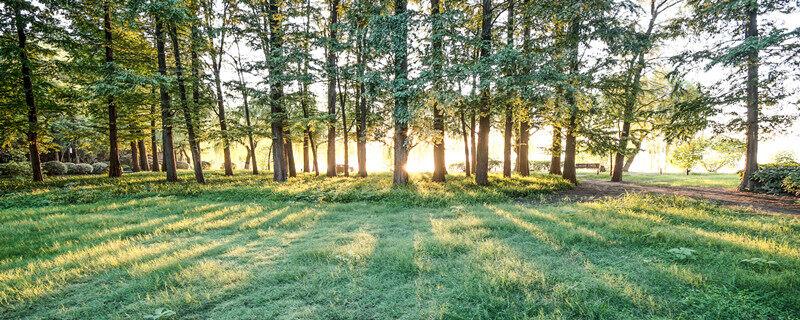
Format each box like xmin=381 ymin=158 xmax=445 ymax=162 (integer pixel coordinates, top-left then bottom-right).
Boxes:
xmin=749 ymin=163 xmax=800 ymax=195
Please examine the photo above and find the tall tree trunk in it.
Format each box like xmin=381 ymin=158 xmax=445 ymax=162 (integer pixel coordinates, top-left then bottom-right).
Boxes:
xmin=392 ymin=0 xmax=409 ymax=185
xmin=155 ymin=17 xmax=178 ymax=181
xmin=13 ymin=5 xmax=43 ymax=182
xmin=169 ymin=26 xmax=205 ymax=183
xmin=430 ymin=0 xmax=446 ymax=182
xmin=356 ymin=39 xmax=368 ymax=177
xmin=268 ymin=0 xmax=287 ymax=182
xmin=285 ymin=130 xmax=297 ymax=177
xmin=233 ymin=43 xmax=258 ymax=175
xmin=622 ymin=138 xmax=641 ymax=172
xmin=150 ymin=103 xmax=160 ymax=172
xmin=470 ymin=106 xmax=477 ymax=174
xmin=518 ymin=119 xmax=530 ymax=176
xmin=130 ymin=141 xmax=140 ymax=172
xmin=561 ymin=18 xmax=580 ymax=185
xmin=739 ymin=6 xmax=759 ymax=192
xmin=549 ymin=125 xmax=562 ymax=174
xmin=209 ymin=4 xmax=232 ymax=176
xmin=302 ymin=135 xmax=310 ymax=172
xmin=338 ymin=78 xmax=349 ymax=177
xmin=502 ymin=0 xmax=514 ymax=178
xmin=103 ymin=1 xmax=122 ymax=178
xmin=137 ymin=139 xmax=148 ymax=171
xmin=326 ymin=0 xmax=339 ymax=177
xmin=460 ymin=108 xmax=471 ymax=176
xmin=474 ymin=0 xmax=493 ymax=186
xmin=244 ymin=146 xmax=251 ymax=170
xmin=612 ymin=7 xmax=656 ymax=182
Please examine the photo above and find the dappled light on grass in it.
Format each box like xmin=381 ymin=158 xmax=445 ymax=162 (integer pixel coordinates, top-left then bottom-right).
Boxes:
xmin=0 ymin=173 xmax=799 ymax=318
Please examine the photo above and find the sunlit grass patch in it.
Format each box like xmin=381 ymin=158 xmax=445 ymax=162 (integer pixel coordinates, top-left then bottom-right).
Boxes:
xmin=0 ymin=173 xmax=798 ymax=319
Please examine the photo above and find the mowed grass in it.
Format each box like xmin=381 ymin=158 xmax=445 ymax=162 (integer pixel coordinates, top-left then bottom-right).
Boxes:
xmin=578 ymin=172 xmax=741 ymax=189
xmin=1 ymin=172 xmax=799 ymax=319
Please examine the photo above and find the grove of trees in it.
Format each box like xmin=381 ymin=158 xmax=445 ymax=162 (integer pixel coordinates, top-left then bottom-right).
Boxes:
xmin=1 ymin=0 xmax=798 ymax=189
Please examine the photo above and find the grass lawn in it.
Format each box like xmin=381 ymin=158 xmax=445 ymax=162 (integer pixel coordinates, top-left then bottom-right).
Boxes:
xmin=1 ymin=172 xmax=798 ymax=319
xmin=578 ymin=172 xmax=741 ymax=189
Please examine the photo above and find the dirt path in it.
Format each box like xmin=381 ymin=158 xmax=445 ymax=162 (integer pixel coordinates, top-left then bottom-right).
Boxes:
xmin=545 ymin=180 xmax=800 ymax=215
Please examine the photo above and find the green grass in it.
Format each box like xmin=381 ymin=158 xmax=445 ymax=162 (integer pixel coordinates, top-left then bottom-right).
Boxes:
xmin=1 ymin=172 xmax=799 ymax=319
xmin=578 ymin=172 xmax=741 ymax=188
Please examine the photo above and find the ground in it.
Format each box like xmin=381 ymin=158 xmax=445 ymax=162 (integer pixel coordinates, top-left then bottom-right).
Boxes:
xmin=1 ymin=172 xmax=798 ymax=319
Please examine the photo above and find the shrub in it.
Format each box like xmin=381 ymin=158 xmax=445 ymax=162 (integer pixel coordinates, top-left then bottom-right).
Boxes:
xmin=43 ymin=161 xmax=68 ymax=176
xmin=201 ymin=161 xmax=211 ymax=170
xmin=750 ymin=163 xmax=800 ymax=195
xmin=782 ymin=171 xmax=800 ymax=196
xmin=530 ymin=161 xmax=551 ymax=172
xmin=74 ymin=163 xmax=94 ymax=175
xmin=0 ymin=161 xmax=32 ymax=179
xmin=64 ymin=162 xmax=79 ymax=174
xmin=176 ymin=161 xmax=190 ymax=170
xmin=92 ymin=162 xmax=109 ymax=174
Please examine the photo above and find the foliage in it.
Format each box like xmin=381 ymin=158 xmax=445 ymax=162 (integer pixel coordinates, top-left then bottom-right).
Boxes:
xmin=73 ymin=163 xmax=94 ymax=175
xmin=782 ymin=172 xmax=800 ymax=196
xmin=669 ymin=138 xmax=708 ymax=174
xmin=91 ymin=162 xmax=109 ymax=174
xmin=667 ymin=247 xmax=696 ymax=261
xmin=750 ymin=163 xmax=800 ymax=195
xmin=0 ymin=162 xmax=32 ymax=180
xmin=42 ymin=161 xmax=67 ymax=176
xmin=772 ymin=151 xmax=798 ymax=165
xmin=176 ymin=161 xmax=190 ymax=170
xmin=64 ymin=162 xmax=78 ymax=174
xmin=700 ymin=137 xmax=745 ymax=172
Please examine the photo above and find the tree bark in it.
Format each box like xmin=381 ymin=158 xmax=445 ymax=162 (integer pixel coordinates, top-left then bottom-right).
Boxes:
xmin=355 ymin=39 xmax=368 ymax=177
xmin=561 ymin=18 xmax=580 ymax=185
xmin=130 ymin=141 xmax=140 ymax=172
xmin=502 ymin=0 xmax=514 ymax=178
xmin=268 ymin=0 xmax=288 ymax=182
xmin=233 ymin=43 xmax=258 ymax=175
xmin=430 ymin=0 xmax=446 ymax=182
xmin=474 ymin=0 xmax=493 ymax=186
xmin=622 ymin=138 xmax=641 ymax=172
xmin=285 ymin=129 xmax=297 ymax=177
xmin=150 ymin=103 xmax=160 ymax=172
xmin=155 ymin=17 xmax=178 ymax=181
xmin=338 ymin=77 xmax=349 ymax=177
xmin=326 ymin=0 xmax=339 ymax=177
xmin=549 ymin=125 xmax=562 ymax=174
xmin=459 ymin=108 xmax=471 ymax=176
xmin=103 ymin=1 xmax=122 ymax=178
xmin=518 ymin=119 xmax=530 ymax=176
xmin=137 ymin=139 xmax=148 ymax=171
xmin=208 ymin=3 xmax=232 ymax=176
xmin=13 ymin=4 xmax=43 ymax=182
xmin=392 ymin=0 xmax=409 ymax=185
xmin=169 ymin=26 xmax=205 ymax=183
xmin=739 ymin=5 xmax=759 ymax=191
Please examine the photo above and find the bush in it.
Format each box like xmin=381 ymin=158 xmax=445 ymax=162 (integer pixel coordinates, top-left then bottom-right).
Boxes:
xmin=201 ymin=161 xmax=211 ymax=170
xmin=43 ymin=161 xmax=68 ymax=176
xmin=92 ymin=162 xmax=109 ymax=174
xmin=64 ymin=162 xmax=79 ymax=174
xmin=750 ymin=163 xmax=800 ymax=195
xmin=782 ymin=171 xmax=800 ymax=196
xmin=530 ymin=161 xmax=551 ymax=172
xmin=0 ymin=161 xmax=32 ymax=179
xmin=73 ymin=163 xmax=94 ymax=175
xmin=176 ymin=161 xmax=190 ymax=170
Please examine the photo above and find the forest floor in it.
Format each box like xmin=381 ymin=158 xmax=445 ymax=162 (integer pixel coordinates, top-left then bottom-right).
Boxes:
xmin=1 ymin=172 xmax=798 ymax=319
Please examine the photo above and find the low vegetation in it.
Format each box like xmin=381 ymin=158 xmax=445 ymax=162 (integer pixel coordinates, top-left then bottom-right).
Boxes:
xmin=1 ymin=173 xmax=798 ymax=319
xmin=578 ymin=172 xmax=741 ymax=189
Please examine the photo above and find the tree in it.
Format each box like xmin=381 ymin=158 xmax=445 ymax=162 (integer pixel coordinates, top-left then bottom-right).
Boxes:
xmin=473 ymin=0 xmax=492 ymax=186
xmin=683 ymin=0 xmax=798 ymax=190
xmin=391 ymin=0 xmax=409 ymax=185
xmin=670 ymin=138 xmax=707 ymax=175
xmin=700 ymin=137 xmax=745 ymax=172
xmin=202 ymin=0 xmax=234 ymax=176
xmin=325 ymin=0 xmax=339 ymax=177
xmin=169 ymin=24 xmax=204 ymax=183
xmin=155 ymin=14 xmax=178 ymax=182
xmin=10 ymin=0 xmax=43 ymax=181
